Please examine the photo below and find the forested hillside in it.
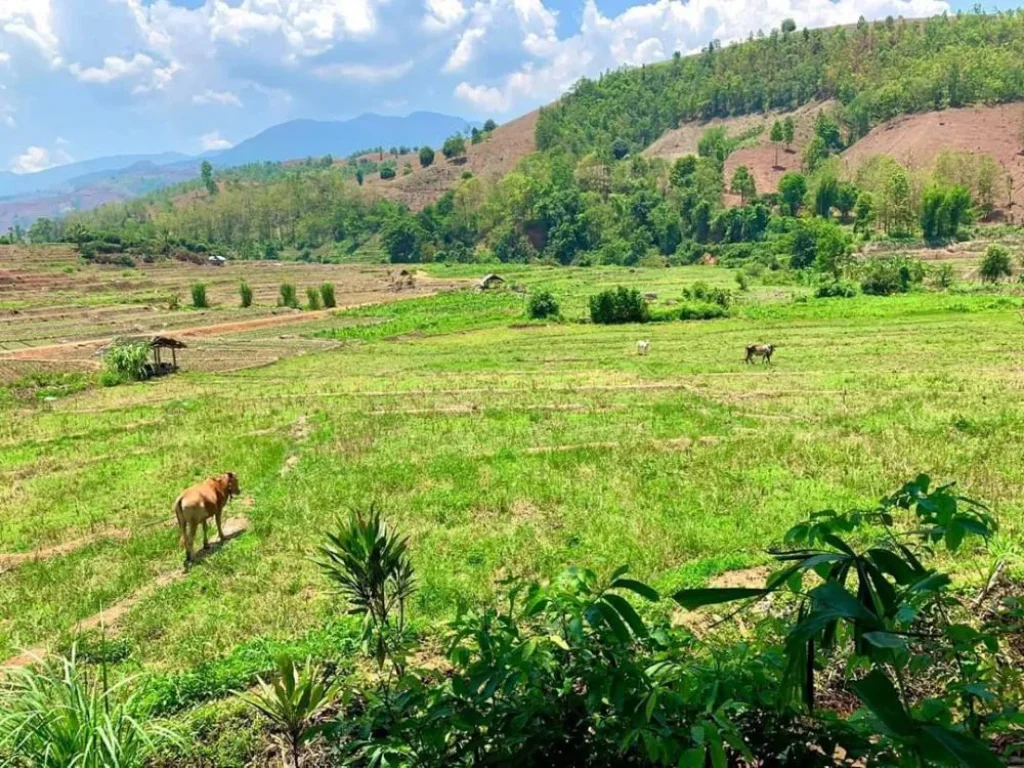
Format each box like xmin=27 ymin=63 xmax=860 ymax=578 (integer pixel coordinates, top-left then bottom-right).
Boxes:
xmin=21 ymin=11 xmax=1024 ymax=280
xmin=537 ymin=11 xmax=1024 ymax=158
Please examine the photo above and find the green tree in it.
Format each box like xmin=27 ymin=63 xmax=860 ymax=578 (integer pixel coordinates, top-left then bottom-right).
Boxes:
xmin=483 ymin=119 xmax=497 ymax=132
xmin=770 ymin=120 xmax=784 ymax=166
xmin=813 ymin=172 xmax=839 ymax=218
xmin=383 ymin=217 xmax=424 ymax=263
xmin=419 ymin=146 xmax=435 ymax=168
xmin=778 ymin=172 xmax=807 ymax=215
xmin=835 ymin=182 xmax=858 ymax=221
xmin=853 ymin=191 xmax=876 ymax=234
xmin=979 ymin=243 xmax=1013 ymax=282
xmin=380 ymin=166 xmax=396 ymax=180
xmin=782 ymin=116 xmax=795 ymax=150
xmin=781 ymin=17 xmax=796 ymax=33
xmin=442 ymin=134 xmax=467 ymax=160
xmin=201 ymin=160 xmax=217 ymax=195
xmin=729 ymin=165 xmax=756 ymax=203
xmin=611 ymin=138 xmax=629 ymax=160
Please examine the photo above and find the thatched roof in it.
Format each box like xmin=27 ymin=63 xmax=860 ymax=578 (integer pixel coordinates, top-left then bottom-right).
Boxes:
xmin=97 ymin=335 xmax=188 ymax=355
xmin=478 ymin=273 xmax=505 ymax=288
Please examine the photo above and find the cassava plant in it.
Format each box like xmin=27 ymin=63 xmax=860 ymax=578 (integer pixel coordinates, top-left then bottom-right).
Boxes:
xmin=674 ymin=475 xmax=1013 ymax=767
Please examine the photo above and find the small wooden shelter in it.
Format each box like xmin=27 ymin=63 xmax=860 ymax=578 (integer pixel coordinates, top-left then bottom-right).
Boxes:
xmin=478 ymin=273 xmax=505 ymax=290
xmin=100 ymin=335 xmax=187 ymax=377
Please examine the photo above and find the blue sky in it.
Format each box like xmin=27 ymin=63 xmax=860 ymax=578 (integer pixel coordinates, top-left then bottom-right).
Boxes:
xmin=0 ymin=0 xmax=1017 ymax=174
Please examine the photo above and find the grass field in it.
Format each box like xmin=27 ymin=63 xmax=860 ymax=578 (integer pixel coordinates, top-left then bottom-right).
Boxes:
xmin=1 ymin=249 xmax=1023 ymax=760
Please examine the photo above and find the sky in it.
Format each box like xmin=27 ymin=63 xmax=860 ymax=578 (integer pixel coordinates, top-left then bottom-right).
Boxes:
xmin=0 ymin=0 xmax=1017 ymax=174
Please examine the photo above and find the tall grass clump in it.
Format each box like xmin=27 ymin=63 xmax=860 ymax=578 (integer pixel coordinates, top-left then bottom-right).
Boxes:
xmin=279 ymin=283 xmax=299 ymax=309
xmin=191 ymin=282 xmax=208 ymax=308
xmin=239 ymin=280 xmax=253 ymax=308
xmin=101 ymin=341 xmax=150 ymax=386
xmin=306 ymin=286 xmax=321 ymax=310
xmin=0 ymin=650 xmax=178 ymax=767
xmin=319 ymin=282 xmax=336 ymax=308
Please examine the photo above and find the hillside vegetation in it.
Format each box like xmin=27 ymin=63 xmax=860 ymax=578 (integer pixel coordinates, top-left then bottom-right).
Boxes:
xmin=537 ymin=11 xmax=1024 ymax=159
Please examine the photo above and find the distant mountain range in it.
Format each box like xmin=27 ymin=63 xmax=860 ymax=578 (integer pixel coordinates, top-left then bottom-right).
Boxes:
xmin=0 ymin=111 xmax=477 ymax=230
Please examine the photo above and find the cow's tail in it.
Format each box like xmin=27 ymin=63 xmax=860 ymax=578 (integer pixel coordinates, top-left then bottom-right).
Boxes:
xmin=173 ymin=496 xmax=185 ymax=546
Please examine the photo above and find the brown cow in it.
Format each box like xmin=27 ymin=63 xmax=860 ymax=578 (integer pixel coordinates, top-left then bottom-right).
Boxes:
xmin=174 ymin=472 xmax=240 ymax=568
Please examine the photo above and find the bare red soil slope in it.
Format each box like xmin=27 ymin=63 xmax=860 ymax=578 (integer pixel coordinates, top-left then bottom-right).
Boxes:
xmin=364 ymin=109 xmax=539 ymax=211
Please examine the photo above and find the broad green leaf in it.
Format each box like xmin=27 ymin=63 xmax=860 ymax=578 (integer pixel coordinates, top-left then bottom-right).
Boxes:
xmin=611 ymin=578 xmax=660 ymax=602
xmin=602 ymin=593 xmax=649 ymax=638
xmin=851 ymin=669 xmax=915 ymax=738
xmin=944 ymin=520 xmax=965 ymax=551
xmin=644 ymin=691 xmax=658 ymax=722
xmin=678 ymin=747 xmax=704 ymax=768
xmin=919 ymin=724 xmax=1003 ymax=768
xmin=867 ymin=548 xmax=919 ymax=585
xmin=548 ymin=634 xmax=570 ymax=651
xmin=672 ymin=587 xmax=766 ymax=609
xmin=863 ymin=631 xmax=906 ymax=650
xmin=594 ymin=599 xmax=631 ymax=643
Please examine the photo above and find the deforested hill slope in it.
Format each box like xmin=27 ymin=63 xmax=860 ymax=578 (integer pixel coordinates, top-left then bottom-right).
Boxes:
xmin=538 ymin=12 xmax=1024 ymax=160
xmin=364 ymin=109 xmax=539 ymax=211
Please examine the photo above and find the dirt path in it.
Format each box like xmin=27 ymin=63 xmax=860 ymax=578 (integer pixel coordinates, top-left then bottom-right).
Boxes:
xmin=0 ymin=528 xmax=132 ymax=574
xmin=0 ymin=516 xmax=249 ymax=670
xmin=0 ymin=291 xmax=445 ymax=361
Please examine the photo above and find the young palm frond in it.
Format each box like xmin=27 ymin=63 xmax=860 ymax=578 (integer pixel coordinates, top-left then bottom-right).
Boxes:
xmin=239 ymin=654 xmax=338 ymax=768
xmin=317 ymin=507 xmax=416 ymax=671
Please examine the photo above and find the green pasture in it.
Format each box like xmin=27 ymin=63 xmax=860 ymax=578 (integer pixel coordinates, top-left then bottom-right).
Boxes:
xmin=1 ymin=267 xmax=1022 ymax=684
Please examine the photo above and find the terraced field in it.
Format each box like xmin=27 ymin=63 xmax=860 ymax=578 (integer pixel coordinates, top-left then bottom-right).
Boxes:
xmin=0 ymin=248 xmax=1022 ymax=763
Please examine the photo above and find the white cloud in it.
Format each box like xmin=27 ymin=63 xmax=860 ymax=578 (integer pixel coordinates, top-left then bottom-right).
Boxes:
xmin=424 ymin=0 xmax=466 ymax=32
xmin=193 ymin=88 xmax=244 ymax=107
xmin=444 ymin=25 xmax=485 ymax=72
xmin=69 ymin=53 xmax=154 ymax=84
xmin=10 ymin=144 xmax=73 ymax=175
xmin=314 ymin=60 xmax=414 ymax=83
xmin=0 ymin=0 xmax=61 ymax=65
xmin=454 ymin=0 xmax=949 ymax=115
xmin=200 ymin=131 xmax=232 ymax=151
xmin=0 ymin=51 xmax=10 ymax=64
xmin=2 ymin=115 xmax=14 ymax=128
xmin=454 ymin=81 xmax=509 ymax=112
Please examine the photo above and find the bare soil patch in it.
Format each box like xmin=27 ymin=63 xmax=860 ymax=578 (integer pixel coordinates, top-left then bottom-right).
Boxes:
xmin=364 ymin=109 xmax=539 ymax=211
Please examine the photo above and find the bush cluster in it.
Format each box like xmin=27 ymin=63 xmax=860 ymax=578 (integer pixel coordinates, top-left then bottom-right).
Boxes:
xmin=589 ymin=286 xmax=649 ymax=324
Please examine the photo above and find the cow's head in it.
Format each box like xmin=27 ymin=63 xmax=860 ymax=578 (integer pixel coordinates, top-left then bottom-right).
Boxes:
xmin=224 ymin=471 xmax=240 ymax=496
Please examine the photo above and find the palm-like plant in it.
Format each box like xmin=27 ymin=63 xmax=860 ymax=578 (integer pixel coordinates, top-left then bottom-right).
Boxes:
xmin=0 ymin=650 xmax=178 ymax=767
xmin=240 ymin=655 xmax=338 ymax=768
xmin=317 ymin=508 xmax=416 ymax=675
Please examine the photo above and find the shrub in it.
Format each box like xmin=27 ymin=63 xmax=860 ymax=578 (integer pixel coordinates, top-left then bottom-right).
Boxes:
xmin=102 ymin=341 xmax=151 ymax=384
xmin=930 ymin=263 xmax=956 ymax=290
xmin=320 ymin=282 xmax=336 ymax=308
xmin=588 ymin=286 xmax=649 ymax=324
xmin=0 ymin=650 xmax=179 ymax=765
xmin=678 ymin=301 xmax=729 ymax=320
xmin=815 ymin=279 xmax=857 ymax=298
xmin=419 ymin=146 xmax=435 ymax=168
xmin=239 ymin=281 xmax=253 ymax=308
xmin=380 ymin=166 xmax=396 ymax=180
xmin=527 ymin=289 xmax=560 ymax=319
xmin=860 ymin=255 xmax=925 ymax=295
xmin=682 ymin=281 xmax=732 ymax=308
xmin=191 ymin=282 xmax=208 ymax=308
xmin=306 ymin=286 xmax=321 ymax=310
xmin=979 ymin=243 xmax=1013 ymax=282
xmin=279 ymin=283 xmax=299 ymax=308
xmin=735 ymin=270 xmax=750 ymax=291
